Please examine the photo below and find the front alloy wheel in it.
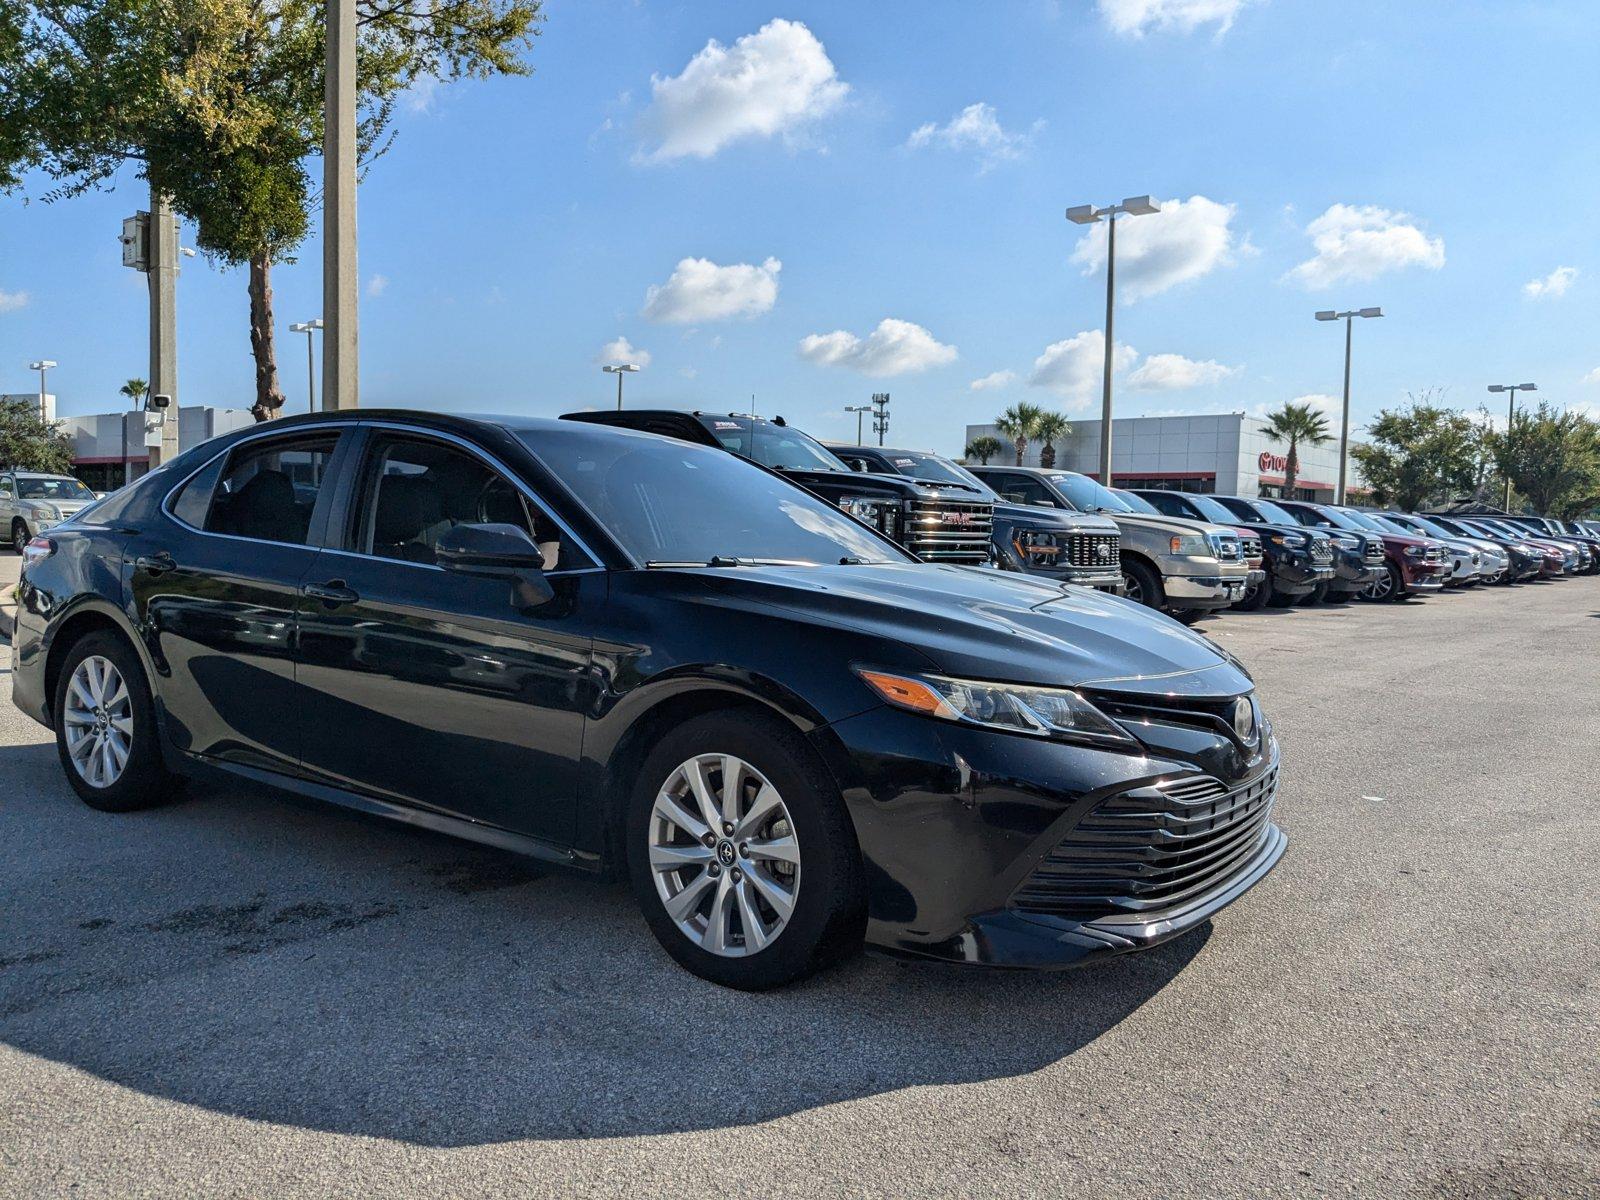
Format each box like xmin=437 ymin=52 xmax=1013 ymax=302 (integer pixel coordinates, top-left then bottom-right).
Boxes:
xmin=10 ymin=519 xmax=28 ymax=554
xmin=1362 ymin=561 xmax=1402 ymax=602
xmin=648 ymin=753 xmax=800 ymax=957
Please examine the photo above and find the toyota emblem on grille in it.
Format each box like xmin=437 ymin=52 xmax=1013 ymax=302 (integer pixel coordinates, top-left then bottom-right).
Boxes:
xmin=1232 ymin=696 xmax=1258 ymax=744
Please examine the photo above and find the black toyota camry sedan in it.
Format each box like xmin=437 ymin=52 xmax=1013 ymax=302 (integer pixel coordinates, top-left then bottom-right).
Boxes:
xmin=10 ymin=411 xmax=1285 ymax=989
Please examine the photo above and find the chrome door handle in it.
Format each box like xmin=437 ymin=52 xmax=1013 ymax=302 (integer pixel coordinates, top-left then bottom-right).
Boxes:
xmin=303 ymin=580 xmax=360 ymax=606
xmin=135 ymin=552 xmax=175 ymax=575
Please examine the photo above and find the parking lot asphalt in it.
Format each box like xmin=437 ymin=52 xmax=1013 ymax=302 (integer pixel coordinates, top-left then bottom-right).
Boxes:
xmin=2 ymin=575 xmax=1597 ymax=1198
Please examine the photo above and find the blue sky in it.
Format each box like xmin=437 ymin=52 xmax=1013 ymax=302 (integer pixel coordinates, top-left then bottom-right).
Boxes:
xmin=2 ymin=0 xmax=1597 ymax=456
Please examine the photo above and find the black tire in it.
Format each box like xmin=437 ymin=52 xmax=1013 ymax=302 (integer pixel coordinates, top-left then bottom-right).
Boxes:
xmin=10 ymin=519 xmax=28 ymax=554
xmin=52 ymin=629 xmax=179 ymax=812
xmin=1121 ymin=557 xmax=1164 ymax=611
xmin=626 ymin=709 xmax=865 ymax=990
xmin=1172 ymin=608 xmax=1206 ymax=625
xmin=1362 ymin=560 xmax=1406 ymax=603
xmin=1295 ymin=582 xmax=1329 ymax=607
xmin=1236 ymin=567 xmax=1273 ymax=611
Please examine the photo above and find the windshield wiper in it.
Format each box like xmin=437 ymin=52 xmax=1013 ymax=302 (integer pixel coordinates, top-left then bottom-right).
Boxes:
xmin=644 ymin=556 xmax=817 ymax=569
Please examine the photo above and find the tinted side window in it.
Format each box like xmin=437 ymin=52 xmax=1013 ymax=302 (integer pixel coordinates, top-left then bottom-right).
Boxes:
xmin=169 ymin=454 xmax=228 ymax=528
xmin=207 ymin=436 xmax=338 ymax=545
xmin=355 ymin=435 xmax=575 ymax=570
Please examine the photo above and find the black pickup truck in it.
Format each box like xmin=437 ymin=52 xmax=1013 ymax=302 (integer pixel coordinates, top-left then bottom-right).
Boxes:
xmin=561 ymin=410 xmax=996 ymax=565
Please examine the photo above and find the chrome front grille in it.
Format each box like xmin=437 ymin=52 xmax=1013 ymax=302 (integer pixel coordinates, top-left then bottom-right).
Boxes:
xmin=1363 ymin=539 xmax=1385 ymax=563
xmin=1010 ymin=767 xmax=1279 ymax=921
xmin=1423 ymin=546 xmax=1443 ymax=563
xmin=1310 ymin=537 xmax=1333 ymax=562
xmin=905 ymin=499 xmax=993 ymax=564
xmin=1240 ymin=535 xmax=1263 ymax=560
xmin=1215 ymin=536 xmax=1242 ymax=561
xmin=1066 ymin=532 xmax=1120 ymax=569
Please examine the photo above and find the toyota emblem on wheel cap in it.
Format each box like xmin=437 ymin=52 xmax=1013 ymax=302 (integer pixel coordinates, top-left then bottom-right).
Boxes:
xmin=1232 ymin=696 xmax=1258 ymax=744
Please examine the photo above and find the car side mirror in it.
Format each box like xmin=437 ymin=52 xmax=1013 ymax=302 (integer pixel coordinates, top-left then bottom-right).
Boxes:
xmin=436 ymin=522 xmax=556 ymax=608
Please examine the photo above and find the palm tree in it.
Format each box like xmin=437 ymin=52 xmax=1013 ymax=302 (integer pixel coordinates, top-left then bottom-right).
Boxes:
xmin=1034 ymin=412 xmax=1070 ymax=469
xmin=119 ymin=378 xmax=148 ymax=410
xmin=964 ymin=435 xmax=1003 ymax=465
xmin=995 ymin=403 xmax=1046 ymax=466
xmin=1261 ymin=401 xmax=1333 ymax=493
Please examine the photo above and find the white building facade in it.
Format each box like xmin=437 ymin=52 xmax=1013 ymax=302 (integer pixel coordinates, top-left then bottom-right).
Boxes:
xmin=59 ymin=407 xmax=255 ymax=491
xmin=963 ymin=413 xmax=1364 ymax=501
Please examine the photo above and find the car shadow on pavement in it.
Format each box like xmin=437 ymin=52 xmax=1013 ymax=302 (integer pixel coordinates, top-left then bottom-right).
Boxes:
xmin=0 ymin=741 xmax=1207 ymax=1147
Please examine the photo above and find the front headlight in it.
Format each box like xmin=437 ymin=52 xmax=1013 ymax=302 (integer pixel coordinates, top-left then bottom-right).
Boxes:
xmin=35 ymin=503 xmax=62 ymax=521
xmin=1331 ymin=535 xmax=1358 ymax=550
xmin=1404 ymin=545 xmax=1424 ymax=558
xmin=1169 ymin=533 xmax=1208 ymax=555
xmin=839 ymin=496 xmax=889 ymax=525
xmin=857 ymin=669 xmax=1134 ymax=746
xmin=1270 ymin=532 xmax=1306 ymax=548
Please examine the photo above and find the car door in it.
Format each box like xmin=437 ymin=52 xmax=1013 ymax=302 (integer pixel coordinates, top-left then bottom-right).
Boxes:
xmin=291 ymin=426 xmax=603 ymax=846
xmin=125 ymin=428 xmax=348 ymax=773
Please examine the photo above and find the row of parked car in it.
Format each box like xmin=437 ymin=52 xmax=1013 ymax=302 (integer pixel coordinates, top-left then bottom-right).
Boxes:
xmin=562 ymin=410 xmax=1599 ymax=624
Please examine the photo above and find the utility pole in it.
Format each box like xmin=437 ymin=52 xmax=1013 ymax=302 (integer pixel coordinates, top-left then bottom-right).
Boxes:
xmin=871 ymin=393 xmax=890 ymax=446
xmin=1487 ymin=383 xmax=1538 ymax=510
xmin=146 ymin=190 xmax=180 ymax=467
xmin=846 ymin=404 xmax=871 ymax=445
xmin=323 ymin=0 xmax=359 ymax=410
xmin=1314 ymin=307 xmax=1382 ymax=503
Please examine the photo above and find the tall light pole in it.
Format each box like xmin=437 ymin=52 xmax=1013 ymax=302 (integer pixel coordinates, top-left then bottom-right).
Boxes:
xmin=27 ymin=360 xmax=57 ymax=421
xmin=1067 ymin=195 xmax=1160 ymax=483
xmin=845 ymin=404 xmax=871 ymax=445
xmin=290 ymin=319 xmax=324 ymax=414
xmin=323 ymin=0 xmax=358 ymax=410
xmin=603 ymin=362 xmax=640 ymax=410
xmin=1488 ymin=382 xmax=1537 ymax=510
xmin=1314 ymin=307 xmax=1383 ymax=503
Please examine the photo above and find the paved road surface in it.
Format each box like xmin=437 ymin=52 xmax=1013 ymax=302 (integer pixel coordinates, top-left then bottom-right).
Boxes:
xmin=2 ymin=577 xmax=1597 ymax=1197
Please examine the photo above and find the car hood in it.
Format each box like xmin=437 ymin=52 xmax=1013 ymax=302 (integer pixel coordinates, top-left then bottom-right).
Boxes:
xmin=654 ymin=562 xmax=1251 ymax=697
xmin=990 ymin=501 xmax=1119 ymax=534
xmin=1101 ymin=511 xmax=1215 ymax=539
xmin=23 ymin=497 xmax=95 ymax=515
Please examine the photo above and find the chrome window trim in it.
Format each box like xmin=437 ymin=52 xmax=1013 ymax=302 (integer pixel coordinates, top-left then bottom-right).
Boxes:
xmin=359 ymin=420 xmax=605 ymax=571
xmin=160 ymin=422 xmax=356 ymax=547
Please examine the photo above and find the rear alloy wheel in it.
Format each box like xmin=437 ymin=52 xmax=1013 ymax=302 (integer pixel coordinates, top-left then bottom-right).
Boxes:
xmin=1121 ymin=558 xmax=1164 ymax=611
xmin=53 ymin=630 xmax=179 ymax=812
xmin=627 ymin=710 xmax=864 ymax=989
xmin=10 ymin=519 xmax=27 ymax=554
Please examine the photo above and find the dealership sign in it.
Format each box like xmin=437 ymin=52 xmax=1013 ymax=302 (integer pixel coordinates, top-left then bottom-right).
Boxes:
xmin=1258 ymin=451 xmax=1289 ymax=473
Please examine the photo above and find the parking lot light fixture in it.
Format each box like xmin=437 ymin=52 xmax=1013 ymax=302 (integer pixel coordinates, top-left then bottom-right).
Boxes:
xmin=845 ymin=404 xmax=872 ymax=445
xmin=289 ymin=319 xmax=324 ymax=414
xmin=603 ymin=362 xmax=640 ymax=410
xmin=1488 ymin=382 xmax=1538 ymax=509
xmin=28 ymin=359 xmax=58 ymax=420
xmin=1315 ymin=307 xmax=1383 ymax=503
xmin=1065 ymin=195 xmax=1161 ymax=483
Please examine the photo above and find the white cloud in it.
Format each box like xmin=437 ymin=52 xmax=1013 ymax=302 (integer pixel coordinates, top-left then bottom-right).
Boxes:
xmin=643 ymin=256 xmax=782 ymax=323
xmin=907 ymin=102 xmax=1035 ymax=171
xmin=1097 ymin=0 xmax=1253 ymax=37
xmin=403 ymin=74 xmax=440 ymax=114
xmin=1127 ymin=353 xmax=1239 ymax=390
xmin=365 ymin=274 xmax=389 ymax=298
xmin=596 ymin=335 xmax=651 ymax=368
xmin=1070 ymin=195 xmax=1241 ymax=303
xmin=1284 ymin=204 xmax=1445 ymax=290
xmin=1247 ymin=393 xmax=1342 ymax=421
xmin=969 ymin=369 xmax=1016 ymax=391
xmin=0 ymin=288 xmax=28 ymax=314
xmin=797 ymin=318 xmax=957 ymax=377
xmin=1524 ymin=265 xmax=1577 ymax=300
xmin=1582 ymin=367 xmax=1600 ymax=386
xmin=1028 ymin=330 xmax=1138 ymax=407
xmin=639 ymin=19 xmax=848 ymax=162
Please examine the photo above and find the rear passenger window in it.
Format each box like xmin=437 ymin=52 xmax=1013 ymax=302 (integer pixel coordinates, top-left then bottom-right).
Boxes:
xmin=205 ymin=436 xmax=338 ymax=545
xmin=169 ymin=454 xmax=227 ymax=528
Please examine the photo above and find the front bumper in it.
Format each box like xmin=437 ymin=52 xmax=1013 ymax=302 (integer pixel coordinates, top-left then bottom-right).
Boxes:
xmin=1399 ymin=558 xmax=1449 ymax=590
xmin=1329 ymin=550 xmax=1384 ymax=594
xmin=813 ymin=701 xmax=1284 ymax=970
xmin=1271 ymin=552 xmax=1335 ymax=596
xmin=1165 ymin=568 xmax=1251 ymax=609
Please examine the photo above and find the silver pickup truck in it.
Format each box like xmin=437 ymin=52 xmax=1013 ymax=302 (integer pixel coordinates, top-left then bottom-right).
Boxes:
xmin=970 ymin=466 xmax=1251 ymax=622
xmin=1 ymin=471 xmax=101 ymax=553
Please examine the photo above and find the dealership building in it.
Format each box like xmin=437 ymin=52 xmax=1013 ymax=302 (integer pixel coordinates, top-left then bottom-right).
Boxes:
xmin=963 ymin=412 xmax=1365 ymax=501
xmin=51 ymin=406 xmax=255 ymax=492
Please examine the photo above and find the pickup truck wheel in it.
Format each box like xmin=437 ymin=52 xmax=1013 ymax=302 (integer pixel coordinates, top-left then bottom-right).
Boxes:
xmin=10 ymin=519 xmax=28 ymax=554
xmin=1236 ymin=569 xmax=1272 ymax=611
xmin=627 ymin=710 xmax=866 ymax=990
xmin=1120 ymin=558 xmax=1164 ymax=610
xmin=1295 ymin=582 xmax=1329 ymax=606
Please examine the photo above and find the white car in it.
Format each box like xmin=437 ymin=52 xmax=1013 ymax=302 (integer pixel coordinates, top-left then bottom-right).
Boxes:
xmin=1 ymin=471 xmax=100 ymax=553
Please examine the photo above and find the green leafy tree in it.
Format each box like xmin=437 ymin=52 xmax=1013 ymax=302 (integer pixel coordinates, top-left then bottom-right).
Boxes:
xmin=119 ymin=377 xmax=149 ymax=409
xmin=1497 ymin=401 xmax=1600 ymax=518
xmin=1 ymin=0 xmax=543 ymax=421
xmin=995 ymin=403 xmax=1046 ymax=466
xmin=963 ymin=435 xmax=1003 ymax=465
xmin=1034 ymin=411 xmax=1070 ymax=469
xmin=1259 ymin=401 xmax=1331 ymax=494
xmin=0 ymin=397 xmax=75 ymax=473
xmin=1352 ymin=395 xmax=1482 ymax=511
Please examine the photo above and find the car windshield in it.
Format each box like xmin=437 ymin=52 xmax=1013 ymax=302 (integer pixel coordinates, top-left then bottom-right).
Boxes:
xmin=1365 ymin=513 xmax=1416 ymax=536
xmin=1111 ymin=489 xmax=1162 ymax=515
xmin=1184 ymin=493 xmax=1244 ymax=525
xmin=520 ymin=425 xmax=910 ymax=567
xmin=700 ymin=417 xmax=850 ymax=473
xmin=16 ymin=476 xmax=95 ymax=501
xmin=1333 ymin=508 xmax=1386 ymax=533
xmin=883 ymin=451 xmax=993 ymax=494
xmin=1399 ymin=513 xmax=1453 ymax=539
xmin=1213 ymin=496 xmax=1268 ymax=523
xmin=1250 ymin=498 xmax=1300 ymax=525
xmin=1045 ymin=472 xmax=1135 ymax=513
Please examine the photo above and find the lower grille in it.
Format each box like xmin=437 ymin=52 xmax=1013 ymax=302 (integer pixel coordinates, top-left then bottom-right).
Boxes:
xmin=1010 ymin=767 xmax=1279 ymax=921
xmin=1067 ymin=532 xmax=1120 ymax=569
xmin=905 ymin=499 xmax=993 ymax=564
